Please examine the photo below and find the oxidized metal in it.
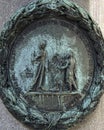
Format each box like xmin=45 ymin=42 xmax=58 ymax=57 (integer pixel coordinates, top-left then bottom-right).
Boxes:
xmin=0 ymin=0 xmax=104 ymax=130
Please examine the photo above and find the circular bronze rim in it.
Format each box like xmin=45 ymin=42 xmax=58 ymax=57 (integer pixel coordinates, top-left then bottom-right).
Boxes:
xmin=0 ymin=0 xmax=104 ymax=129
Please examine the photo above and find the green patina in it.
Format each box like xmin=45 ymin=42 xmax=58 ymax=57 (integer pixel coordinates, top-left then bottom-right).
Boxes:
xmin=0 ymin=0 xmax=104 ymax=130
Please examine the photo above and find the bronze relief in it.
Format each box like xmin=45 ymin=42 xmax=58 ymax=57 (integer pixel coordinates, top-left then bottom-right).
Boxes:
xmin=0 ymin=0 xmax=104 ymax=130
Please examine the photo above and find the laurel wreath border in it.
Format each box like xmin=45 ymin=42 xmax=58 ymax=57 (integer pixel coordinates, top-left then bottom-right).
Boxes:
xmin=0 ymin=0 xmax=104 ymax=129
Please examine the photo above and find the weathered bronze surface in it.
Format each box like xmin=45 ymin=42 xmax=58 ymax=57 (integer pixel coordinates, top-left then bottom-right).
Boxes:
xmin=0 ymin=0 xmax=104 ymax=130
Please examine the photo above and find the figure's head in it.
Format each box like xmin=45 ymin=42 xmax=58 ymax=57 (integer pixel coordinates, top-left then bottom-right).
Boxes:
xmin=64 ymin=51 xmax=74 ymax=59
xmin=69 ymin=51 xmax=74 ymax=57
xmin=64 ymin=53 xmax=70 ymax=59
xmin=39 ymin=41 xmax=47 ymax=50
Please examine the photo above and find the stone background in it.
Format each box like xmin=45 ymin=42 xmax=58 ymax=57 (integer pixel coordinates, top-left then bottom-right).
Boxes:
xmin=0 ymin=0 xmax=104 ymax=130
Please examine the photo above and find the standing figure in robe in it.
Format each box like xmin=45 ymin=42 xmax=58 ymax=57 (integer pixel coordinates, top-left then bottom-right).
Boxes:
xmin=31 ymin=41 xmax=49 ymax=91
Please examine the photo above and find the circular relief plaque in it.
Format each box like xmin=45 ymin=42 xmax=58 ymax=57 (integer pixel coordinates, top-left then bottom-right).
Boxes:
xmin=0 ymin=0 xmax=104 ymax=130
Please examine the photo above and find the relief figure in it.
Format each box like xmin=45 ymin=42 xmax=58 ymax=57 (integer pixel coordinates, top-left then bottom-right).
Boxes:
xmin=50 ymin=54 xmax=69 ymax=92
xmin=50 ymin=52 xmax=78 ymax=92
xmin=31 ymin=41 xmax=49 ymax=91
xmin=65 ymin=52 xmax=78 ymax=92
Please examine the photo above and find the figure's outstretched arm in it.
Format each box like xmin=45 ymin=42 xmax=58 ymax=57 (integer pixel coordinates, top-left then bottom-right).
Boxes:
xmin=31 ymin=53 xmax=42 ymax=64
